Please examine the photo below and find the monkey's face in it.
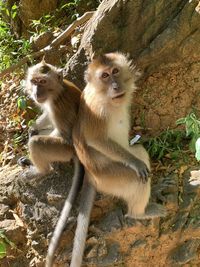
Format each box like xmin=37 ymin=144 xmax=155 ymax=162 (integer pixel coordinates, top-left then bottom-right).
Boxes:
xmin=26 ymin=63 xmax=63 ymax=105
xmin=86 ymin=53 xmax=136 ymax=107
xmin=97 ymin=66 xmax=125 ymax=104
xmin=88 ymin=65 xmax=131 ymax=107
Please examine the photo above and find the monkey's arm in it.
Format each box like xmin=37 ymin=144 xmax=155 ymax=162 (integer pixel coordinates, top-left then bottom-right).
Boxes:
xmin=30 ymin=111 xmax=52 ymax=136
xmin=88 ymin=138 xmax=149 ymax=180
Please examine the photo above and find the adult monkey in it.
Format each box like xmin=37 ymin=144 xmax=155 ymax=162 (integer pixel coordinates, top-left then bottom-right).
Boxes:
xmin=70 ymin=52 xmax=166 ymax=267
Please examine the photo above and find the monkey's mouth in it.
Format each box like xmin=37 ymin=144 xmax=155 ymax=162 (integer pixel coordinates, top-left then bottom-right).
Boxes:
xmin=112 ymin=92 xmax=125 ymax=100
xmin=36 ymin=97 xmax=47 ymax=103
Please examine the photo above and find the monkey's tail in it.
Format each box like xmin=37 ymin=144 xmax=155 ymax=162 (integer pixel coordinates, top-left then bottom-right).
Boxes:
xmin=46 ymin=157 xmax=84 ymax=267
xmin=70 ymin=180 xmax=96 ymax=267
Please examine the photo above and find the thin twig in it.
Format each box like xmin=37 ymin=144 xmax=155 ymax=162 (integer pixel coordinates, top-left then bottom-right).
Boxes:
xmin=0 ymin=11 xmax=95 ymax=79
xmin=50 ymin=11 xmax=94 ymax=47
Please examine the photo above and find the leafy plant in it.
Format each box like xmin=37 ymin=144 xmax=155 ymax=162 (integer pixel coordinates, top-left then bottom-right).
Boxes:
xmin=0 ymin=229 xmax=16 ymax=259
xmin=177 ymin=112 xmax=200 ymax=160
xmin=0 ymin=1 xmax=31 ymax=71
xmin=144 ymin=129 xmax=185 ymax=160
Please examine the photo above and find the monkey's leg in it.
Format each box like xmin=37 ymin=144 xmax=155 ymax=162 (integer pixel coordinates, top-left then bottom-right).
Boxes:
xmin=93 ymin=162 xmax=150 ymax=218
xmin=28 ymin=135 xmax=74 ymax=175
xmin=70 ymin=176 xmax=96 ymax=267
xmin=128 ymin=144 xmax=166 ymax=218
xmin=96 ymin=165 xmax=166 ymax=219
xmin=46 ymin=158 xmax=84 ymax=267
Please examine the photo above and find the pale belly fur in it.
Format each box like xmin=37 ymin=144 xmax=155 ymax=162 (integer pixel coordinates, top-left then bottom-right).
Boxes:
xmin=107 ymin=106 xmax=130 ymax=149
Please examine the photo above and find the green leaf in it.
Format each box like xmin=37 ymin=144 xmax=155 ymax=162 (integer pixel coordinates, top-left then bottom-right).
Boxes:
xmin=5 ymin=9 xmax=10 ymax=16
xmin=195 ymin=138 xmax=200 ymax=161
xmin=11 ymin=4 xmax=18 ymax=10
xmin=12 ymin=11 xmax=17 ymax=19
xmin=0 ymin=241 xmax=6 ymax=259
xmin=176 ymin=117 xmax=186 ymax=125
xmin=17 ymin=97 xmax=27 ymax=110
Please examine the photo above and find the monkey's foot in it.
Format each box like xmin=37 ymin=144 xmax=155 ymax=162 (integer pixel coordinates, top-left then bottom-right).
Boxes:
xmin=189 ymin=170 xmax=200 ymax=186
xmin=126 ymin=203 xmax=167 ymax=220
xmin=22 ymin=166 xmax=45 ymax=180
xmin=17 ymin=156 xmax=32 ymax=167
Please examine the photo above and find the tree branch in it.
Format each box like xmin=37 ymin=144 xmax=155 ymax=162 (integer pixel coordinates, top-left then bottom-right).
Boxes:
xmin=50 ymin=11 xmax=94 ymax=48
xmin=0 ymin=11 xmax=95 ymax=79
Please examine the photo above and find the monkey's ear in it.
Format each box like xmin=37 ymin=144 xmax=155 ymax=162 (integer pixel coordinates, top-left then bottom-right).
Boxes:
xmin=90 ymin=52 xmax=96 ymax=60
xmin=41 ymin=55 xmax=46 ymax=64
xmin=95 ymin=54 xmax=110 ymax=65
xmin=57 ymin=69 xmax=63 ymax=82
xmin=84 ymin=70 xmax=90 ymax=82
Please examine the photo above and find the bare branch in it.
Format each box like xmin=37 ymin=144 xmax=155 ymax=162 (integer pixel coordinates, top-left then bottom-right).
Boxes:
xmin=50 ymin=11 xmax=95 ymax=48
xmin=0 ymin=11 xmax=95 ymax=79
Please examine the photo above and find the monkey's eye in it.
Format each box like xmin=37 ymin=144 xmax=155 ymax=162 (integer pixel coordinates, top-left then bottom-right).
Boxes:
xmin=112 ymin=68 xmax=119 ymax=75
xmin=31 ymin=79 xmax=37 ymax=85
xmin=101 ymin=72 xmax=109 ymax=79
xmin=31 ymin=78 xmax=46 ymax=85
xmin=40 ymin=79 xmax=46 ymax=84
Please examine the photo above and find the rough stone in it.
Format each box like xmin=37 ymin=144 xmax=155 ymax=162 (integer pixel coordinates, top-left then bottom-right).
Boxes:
xmin=97 ymin=207 xmax=124 ymax=232
xmin=85 ymin=241 xmax=121 ymax=267
xmin=170 ymin=239 xmax=200 ymax=264
xmin=19 ymin=0 xmax=58 ymax=29
xmin=130 ymin=239 xmax=147 ymax=249
xmin=65 ymin=0 xmax=200 ymax=133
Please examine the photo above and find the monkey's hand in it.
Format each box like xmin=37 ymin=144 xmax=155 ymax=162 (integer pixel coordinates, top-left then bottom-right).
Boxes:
xmin=127 ymin=159 xmax=149 ymax=182
xmin=28 ymin=127 xmax=39 ymax=138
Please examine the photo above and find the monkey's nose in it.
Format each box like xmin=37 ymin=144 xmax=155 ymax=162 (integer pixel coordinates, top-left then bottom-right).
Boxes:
xmin=112 ymin=82 xmax=119 ymax=91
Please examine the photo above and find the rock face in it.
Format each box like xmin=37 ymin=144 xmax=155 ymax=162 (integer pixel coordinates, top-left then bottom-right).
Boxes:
xmin=19 ymin=0 xmax=58 ymax=29
xmin=2 ymin=0 xmax=58 ymax=37
xmin=1 ymin=1 xmax=200 ymax=266
xmin=1 ymin=163 xmax=200 ymax=266
xmin=65 ymin=0 xmax=200 ymax=133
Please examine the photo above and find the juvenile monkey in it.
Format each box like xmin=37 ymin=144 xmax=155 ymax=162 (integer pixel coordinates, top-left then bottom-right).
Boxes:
xmin=22 ymin=60 xmax=81 ymax=177
xmin=19 ymin=61 xmax=85 ymax=267
xmin=70 ymin=52 xmax=166 ymax=267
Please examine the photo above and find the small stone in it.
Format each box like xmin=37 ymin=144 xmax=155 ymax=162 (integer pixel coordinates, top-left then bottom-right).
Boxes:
xmin=98 ymin=242 xmax=121 ymax=266
xmin=98 ymin=241 xmax=108 ymax=257
xmin=46 ymin=192 xmax=63 ymax=204
xmin=85 ymin=244 xmax=98 ymax=259
xmin=0 ymin=204 xmax=11 ymax=219
xmin=172 ymin=211 xmax=189 ymax=232
xmin=97 ymin=208 xmax=124 ymax=232
xmin=87 ymin=236 xmax=98 ymax=244
xmin=170 ymin=239 xmax=200 ymax=264
xmin=131 ymin=239 xmax=147 ymax=248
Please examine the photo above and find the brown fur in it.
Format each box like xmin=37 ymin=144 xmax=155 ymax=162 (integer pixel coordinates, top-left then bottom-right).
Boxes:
xmin=73 ymin=52 xmax=164 ymax=218
xmin=24 ymin=61 xmax=86 ymax=267
xmin=25 ymin=62 xmax=81 ymax=175
xmin=68 ymin=52 xmax=166 ymax=267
